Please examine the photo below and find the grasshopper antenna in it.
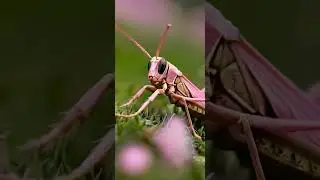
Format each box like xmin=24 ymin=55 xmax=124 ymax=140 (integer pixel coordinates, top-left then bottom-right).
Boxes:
xmin=155 ymin=24 xmax=172 ymax=57
xmin=115 ymin=23 xmax=152 ymax=59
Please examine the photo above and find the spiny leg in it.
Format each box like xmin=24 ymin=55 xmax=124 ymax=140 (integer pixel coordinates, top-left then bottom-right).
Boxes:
xmin=239 ymin=116 xmax=265 ymax=180
xmin=168 ymin=93 xmax=204 ymax=140
xmin=120 ymin=85 xmax=156 ymax=108
xmin=206 ymin=101 xmax=320 ymax=132
xmin=245 ymin=116 xmax=320 ymax=132
xmin=181 ymin=99 xmax=202 ymax=141
xmin=169 ymin=92 xmax=203 ymax=140
xmin=116 ymin=89 xmax=164 ymax=118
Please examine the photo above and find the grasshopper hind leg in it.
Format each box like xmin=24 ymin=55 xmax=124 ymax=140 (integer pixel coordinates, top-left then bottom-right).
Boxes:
xmin=181 ymin=99 xmax=203 ymax=141
xmin=239 ymin=116 xmax=266 ymax=180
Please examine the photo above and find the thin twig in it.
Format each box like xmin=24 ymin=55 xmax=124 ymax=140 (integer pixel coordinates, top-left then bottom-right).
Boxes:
xmin=19 ymin=73 xmax=114 ymax=152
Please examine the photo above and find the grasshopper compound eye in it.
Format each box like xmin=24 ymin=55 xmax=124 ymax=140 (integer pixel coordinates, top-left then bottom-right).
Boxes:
xmin=157 ymin=59 xmax=167 ymax=74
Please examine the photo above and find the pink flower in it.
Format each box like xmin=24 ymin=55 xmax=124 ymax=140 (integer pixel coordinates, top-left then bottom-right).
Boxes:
xmin=152 ymin=115 xmax=195 ymax=168
xmin=115 ymin=0 xmax=173 ymax=26
xmin=117 ymin=143 xmax=152 ymax=176
xmin=115 ymin=0 xmax=203 ymax=43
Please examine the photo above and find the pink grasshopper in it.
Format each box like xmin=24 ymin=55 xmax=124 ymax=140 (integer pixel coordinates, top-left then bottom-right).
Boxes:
xmin=115 ymin=23 xmax=205 ymax=140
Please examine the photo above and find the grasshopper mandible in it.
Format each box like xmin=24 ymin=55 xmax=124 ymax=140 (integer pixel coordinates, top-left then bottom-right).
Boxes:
xmin=115 ymin=23 xmax=205 ymax=140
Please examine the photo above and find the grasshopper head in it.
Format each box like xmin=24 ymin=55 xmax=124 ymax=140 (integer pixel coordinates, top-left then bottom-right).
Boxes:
xmin=148 ymin=56 xmax=181 ymax=87
xmin=116 ymin=23 xmax=175 ymax=88
xmin=148 ymin=57 xmax=168 ymax=86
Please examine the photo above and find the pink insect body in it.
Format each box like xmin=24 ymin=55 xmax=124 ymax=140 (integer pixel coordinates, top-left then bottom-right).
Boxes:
xmin=115 ymin=23 xmax=205 ymax=140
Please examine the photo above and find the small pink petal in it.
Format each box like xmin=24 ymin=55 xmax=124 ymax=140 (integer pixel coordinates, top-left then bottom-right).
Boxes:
xmin=117 ymin=143 xmax=152 ymax=176
xmin=153 ymin=116 xmax=195 ymax=168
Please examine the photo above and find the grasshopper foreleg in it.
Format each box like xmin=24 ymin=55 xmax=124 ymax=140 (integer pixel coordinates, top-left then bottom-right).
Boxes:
xmin=116 ymin=89 xmax=165 ymax=118
xmin=120 ymin=85 xmax=157 ymax=108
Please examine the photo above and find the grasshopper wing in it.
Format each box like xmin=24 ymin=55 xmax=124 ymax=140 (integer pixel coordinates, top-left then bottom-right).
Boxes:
xmin=180 ymin=75 xmax=205 ymax=108
xmin=231 ymin=41 xmax=320 ymax=119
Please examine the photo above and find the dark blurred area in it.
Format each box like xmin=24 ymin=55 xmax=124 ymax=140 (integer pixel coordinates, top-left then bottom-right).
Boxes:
xmin=0 ymin=0 xmax=114 ymax=177
xmin=214 ymin=0 xmax=320 ymax=89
